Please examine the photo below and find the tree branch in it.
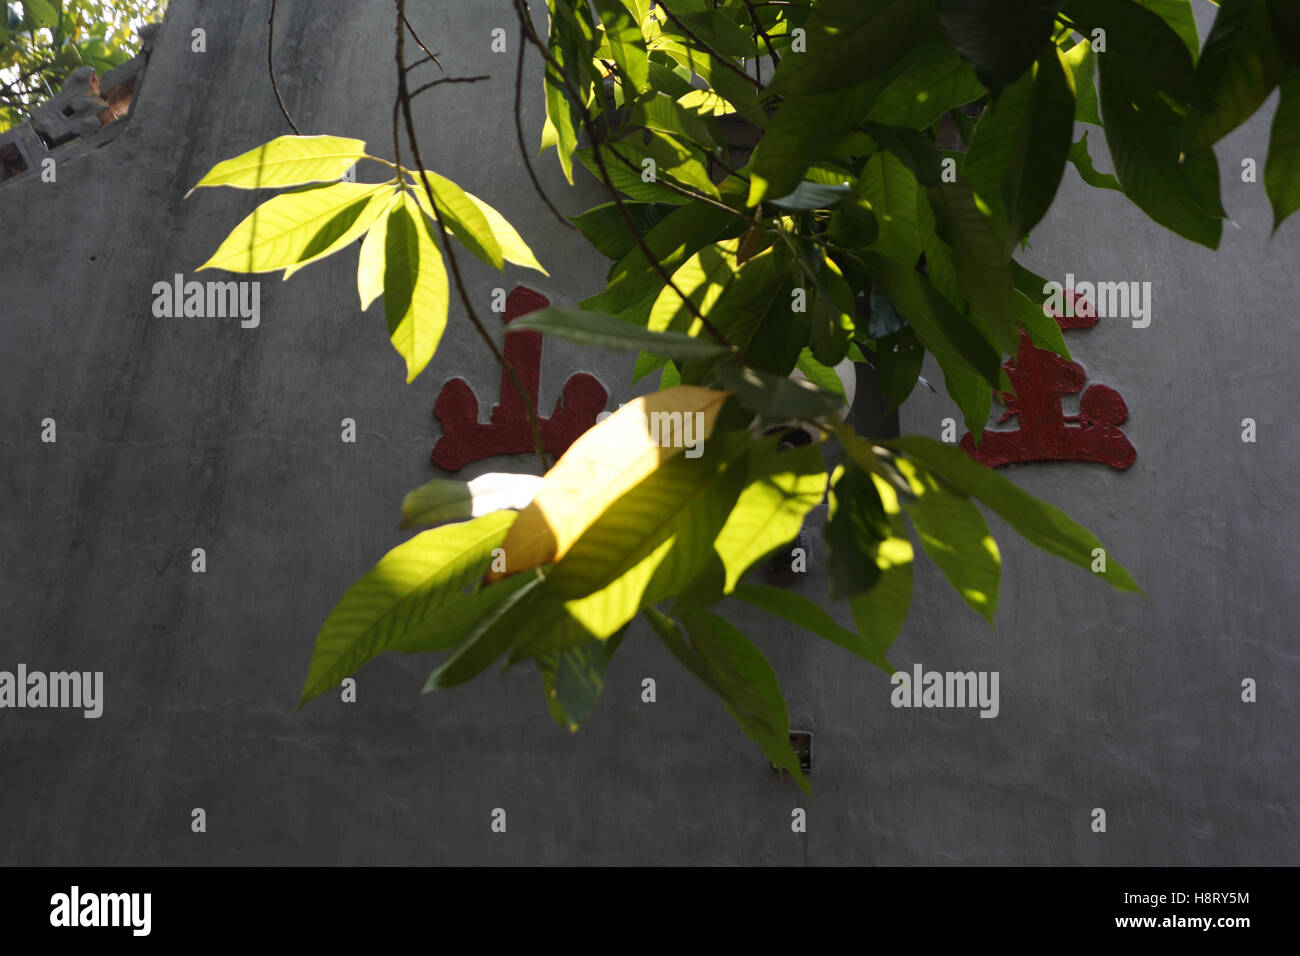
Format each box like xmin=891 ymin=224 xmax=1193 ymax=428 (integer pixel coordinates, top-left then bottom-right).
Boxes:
xmin=395 ymin=0 xmax=551 ymax=472
xmin=267 ymin=0 xmax=301 ymax=134
xmin=514 ymin=19 xmax=578 ymax=230
xmin=655 ymin=1 xmax=763 ymax=90
xmin=409 ymin=74 xmax=490 ymax=99
xmin=513 ymin=0 xmax=742 ymax=356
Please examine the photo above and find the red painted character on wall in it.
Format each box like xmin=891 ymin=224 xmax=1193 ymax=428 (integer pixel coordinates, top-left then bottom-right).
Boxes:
xmin=432 ymin=286 xmax=608 ymax=471
xmin=960 ymin=292 xmax=1136 ymax=470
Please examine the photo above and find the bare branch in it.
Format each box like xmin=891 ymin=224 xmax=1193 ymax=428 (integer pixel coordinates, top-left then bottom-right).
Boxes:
xmin=655 ymin=1 xmax=764 ymax=91
xmin=512 ymin=0 xmax=742 ymax=356
xmin=401 ymin=10 xmax=443 ymax=71
xmin=515 ymin=19 xmax=578 ymax=230
xmin=395 ymin=0 xmax=552 ymax=472
xmin=409 ymin=74 xmax=490 ymax=99
xmin=267 ymin=0 xmax=302 ymax=134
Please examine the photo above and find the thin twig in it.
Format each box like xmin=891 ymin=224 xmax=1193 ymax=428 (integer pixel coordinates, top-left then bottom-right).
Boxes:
xmin=395 ymin=0 xmax=551 ymax=472
xmin=267 ymin=0 xmax=301 ymax=134
xmin=743 ymin=0 xmax=780 ymax=68
xmin=410 ymin=74 xmax=490 ymax=99
xmin=514 ymin=0 xmax=738 ymax=353
xmin=401 ymin=10 xmax=443 ymax=71
xmin=514 ymin=19 xmax=577 ymax=230
xmin=403 ymin=54 xmax=441 ymax=73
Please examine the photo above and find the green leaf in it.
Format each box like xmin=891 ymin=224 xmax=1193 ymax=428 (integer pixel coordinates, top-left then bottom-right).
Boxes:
xmin=496 ymin=387 xmax=731 ymax=574
xmin=594 ymin=0 xmax=650 ymax=93
xmin=585 ymin=197 xmax=736 ymax=315
xmin=927 ymin=180 xmax=1021 ymax=354
xmin=767 ymin=0 xmax=938 ymax=97
xmin=508 ymin=306 xmax=731 ymax=359
xmin=1135 ymin=0 xmax=1200 ymax=57
xmin=538 ymin=640 xmax=609 ymax=729
xmin=1271 ymin=0 xmax=1300 ymax=69
xmin=197 ymin=182 xmax=394 ymax=274
xmin=1184 ymin=0 xmax=1287 ymax=155
xmin=877 ymin=326 xmax=926 ymax=411
xmin=862 ymin=251 xmax=1002 ymax=390
xmin=571 ymin=201 xmax=670 ymax=260
xmin=576 ymin=143 xmax=692 ymax=205
xmin=1067 ymin=130 xmax=1121 ymax=191
xmin=424 ymin=573 xmax=550 ymax=689
xmin=747 ymin=82 xmax=879 ymax=205
xmin=766 ymin=180 xmax=853 ymax=212
xmin=282 ymin=186 xmax=394 ymax=280
xmin=734 ymin=583 xmax=894 ymax=675
xmin=884 ymin=436 xmax=1143 ymax=593
xmin=712 ymin=440 xmax=828 ymax=592
xmin=679 ymin=247 xmax=791 ymax=380
xmin=544 ymin=0 xmax=596 ymax=183
xmin=675 ymin=607 xmax=809 ymax=792
xmin=662 ymin=9 xmax=756 ymax=59
xmin=858 ymin=150 xmax=925 ymax=266
xmin=647 ymin=239 xmax=739 ymax=335
xmin=808 ymin=254 xmax=857 ymax=366
xmin=635 ymin=129 xmax=722 ymax=198
xmin=706 ymin=62 xmax=769 ymax=127
xmin=187 ymin=135 xmax=368 ymax=194
xmin=848 ymin=469 xmax=915 ymax=660
xmin=392 ymin=573 xmax=537 ymax=654
xmin=465 ymin=191 xmax=549 ymax=275
xmin=895 ymin=457 xmax=1000 ymax=624
xmin=298 ymin=511 xmax=516 ymax=706
xmin=965 ymin=44 xmax=1075 ymax=248
xmin=384 ymin=193 xmax=450 ymax=383
xmin=867 ymin=32 xmax=988 ymax=130
xmin=1082 ymin=0 xmax=1225 ymax=249
xmin=1061 ymin=37 xmax=1102 ymax=126
xmin=714 ymin=364 xmax=845 ymax=425
xmin=356 ymin=191 xmax=397 ymax=310
xmin=1066 ymin=0 xmax=1200 ymax=104
xmin=824 ymin=462 xmax=891 ymax=599
xmin=549 ymin=434 xmax=749 ymax=638
xmin=22 ymin=0 xmax=58 ymax=30
xmin=630 ymin=90 xmax=718 ymax=149
xmin=410 ymin=171 xmax=503 ymax=271
xmin=936 ymin=0 xmax=1059 ymax=93
xmin=400 ymin=473 xmax=546 ymax=528
xmin=1266 ymin=70 xmax=1300 ymax=232
xmin=796 ymin=349 xmax=846 ymax=401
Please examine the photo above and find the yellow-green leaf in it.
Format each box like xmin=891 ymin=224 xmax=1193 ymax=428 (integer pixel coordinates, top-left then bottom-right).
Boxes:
xmin=283 ymin=186 xmax=396 ymax=279
xmin=298 ymin=511 xmax=517 ymax=706
xmin=713 ymin=441 xmax=828 ymax=593
xmin=491 ymin=386 xmax=731 ymax=578
xmin=198 ymin=182 xmax=393 ymax=274
xmin=188 ymin=135 xmax=368 ymax=194
xmin=384 ymin=192 xmax=451 ymax=383
xmin=410 ymin=172 xmax=503 ymax=270
xmin=356 ymin=192 xmax=398 ymax=310
xmin=647 ymin=239 xmax=740 ymax=335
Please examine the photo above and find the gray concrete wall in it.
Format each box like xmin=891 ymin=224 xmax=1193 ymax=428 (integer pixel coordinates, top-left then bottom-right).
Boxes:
xmin=0 ymin=0 xmax=1294 ymax=865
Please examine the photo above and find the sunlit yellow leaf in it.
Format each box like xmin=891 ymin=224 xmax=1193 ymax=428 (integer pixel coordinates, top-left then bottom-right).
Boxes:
xmin=384 ymin=192 xmax=450 ymax=383
xmin=188 ymin=135 xmax=368 ymax=194
xmin=489 ymin=386 xmax=731 ymax=579
xmin=198 ymin=181 xmax=392 ymax=274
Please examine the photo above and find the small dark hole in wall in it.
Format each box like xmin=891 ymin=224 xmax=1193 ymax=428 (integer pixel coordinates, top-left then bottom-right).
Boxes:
xmin=0 ymin=142 xmax=27 ymax=180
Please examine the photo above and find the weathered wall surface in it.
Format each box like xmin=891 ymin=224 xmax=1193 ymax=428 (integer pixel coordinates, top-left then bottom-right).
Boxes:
xmin=0 ymin=0 xmax=1295 ymax=865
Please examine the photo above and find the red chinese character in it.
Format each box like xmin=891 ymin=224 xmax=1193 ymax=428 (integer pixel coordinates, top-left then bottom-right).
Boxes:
xmin=432 ymin=287 xmax=609 ymax=471
xmin=960 ymin=294 xmax=1136 ymax=470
